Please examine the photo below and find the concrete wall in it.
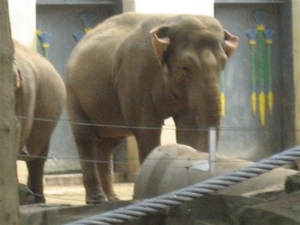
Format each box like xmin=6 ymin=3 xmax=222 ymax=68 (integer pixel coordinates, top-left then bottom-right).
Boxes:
xmin=8 ymin=0 xmax=36 ymax=49
xmin=215 ymin=3 xmax=289 ymax=159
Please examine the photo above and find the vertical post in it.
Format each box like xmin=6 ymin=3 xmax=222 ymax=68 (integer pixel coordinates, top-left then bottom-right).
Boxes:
xmin=293 ymin=0 xmax=300 ymax=145
xmin=209 ymin=126 xmax=217 ymax=176
xmin=0 ymin=0 xmax=19 ymax=224
xmin=292 ymin=0 xmax=300 ymax=168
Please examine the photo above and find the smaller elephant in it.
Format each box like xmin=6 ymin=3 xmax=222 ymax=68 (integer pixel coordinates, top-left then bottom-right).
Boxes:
xmin=13 ymin=40 xmax=66 ymax=203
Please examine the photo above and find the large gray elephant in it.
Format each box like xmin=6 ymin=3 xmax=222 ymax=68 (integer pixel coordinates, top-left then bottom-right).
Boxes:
xmin=66 ymin=12 xmax=238 ymax=204
xmin=14 ymin=40 xmax=66 ymax=203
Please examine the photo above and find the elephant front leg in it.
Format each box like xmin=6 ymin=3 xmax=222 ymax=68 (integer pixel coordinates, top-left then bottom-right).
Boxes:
xmin=134 ymin=128 xmax=162 ymax=163
xmin=173 ymin=113 xmax=210 ymax=152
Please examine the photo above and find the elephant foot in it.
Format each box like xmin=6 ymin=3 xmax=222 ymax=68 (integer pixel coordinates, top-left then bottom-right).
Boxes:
xmin=18 ymin=183 xmax=35 ymax=205
xmin=86 ymin=194 xmax=108 ymax=204
xmin=35 ymin=195 xmax=46 ymax=204
xmin=106 ymin=194 xmax=120 ymax=201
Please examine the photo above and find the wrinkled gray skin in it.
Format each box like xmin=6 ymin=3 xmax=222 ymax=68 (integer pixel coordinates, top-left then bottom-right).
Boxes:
xmin=66 ymin=12 xmax=238 ymax=204
xmin=14 ymin=41 xmax=66 ymax=203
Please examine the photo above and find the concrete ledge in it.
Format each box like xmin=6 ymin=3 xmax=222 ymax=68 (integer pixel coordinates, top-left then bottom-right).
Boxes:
xmin=20 ymin=201 xmax=135 ymax=225
xmin=44 ymin=172 xmax=138 ymax=186
xmin=238 ymin=191 xmax=300 ymax=225
xmin=20 ymin=192 xmax=300 ymax=225
xmin=44 ymin=174 xmax=82 ymax=186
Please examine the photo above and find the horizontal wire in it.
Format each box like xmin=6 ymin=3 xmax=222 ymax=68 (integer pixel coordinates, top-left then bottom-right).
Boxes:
xmin=18 ymin=153 xmax=264 ymax=170
xmin=16 ymin=115 xmax=300 ymax=133
xmin=18 ymin=153 xmax=252 ymax=162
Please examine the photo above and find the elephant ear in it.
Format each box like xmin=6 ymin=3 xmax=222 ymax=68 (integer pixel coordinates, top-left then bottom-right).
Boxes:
xmin=13 ymin=61 xmax=22 ymax=89
xmin=223 ymin=30 xmax=239 ymax=58
xmin=150 ymin=26 xmax=171 ymax=70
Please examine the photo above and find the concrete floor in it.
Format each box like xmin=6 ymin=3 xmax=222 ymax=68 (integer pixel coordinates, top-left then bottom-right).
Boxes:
xmin=17 ymin=161 xmax=134 ymax=205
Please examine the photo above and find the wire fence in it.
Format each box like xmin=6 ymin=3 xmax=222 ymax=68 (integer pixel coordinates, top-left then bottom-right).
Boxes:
xmin=16 ymin=114 xmax=300 ymax=166
xmin=16 ymin=114 xmax=300 ymax=205
xmin=16 ymin=115 xmax=300 ymax=132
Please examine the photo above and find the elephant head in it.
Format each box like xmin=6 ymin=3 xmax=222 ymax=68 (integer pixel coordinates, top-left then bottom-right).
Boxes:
xmin=150 ymin=15 xmax=238 ymax=150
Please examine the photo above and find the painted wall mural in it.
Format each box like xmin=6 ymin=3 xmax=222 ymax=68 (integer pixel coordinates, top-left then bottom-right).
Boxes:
xmin=246 ymin=10 xmax=275 ymax=126
xmin=220 ymin=70 xmax=226 ymax=117
xmin=36 ymin=11 xmax=98 ymax=59
xmin=73 ymin=12 xmax=97 ymax=43
xmin=36 ymin=29 xmax=52 ymax=59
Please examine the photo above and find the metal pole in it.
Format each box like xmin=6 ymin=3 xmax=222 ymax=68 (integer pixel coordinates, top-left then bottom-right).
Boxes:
xmin=209 ymin=126 xmax=217 ymax=176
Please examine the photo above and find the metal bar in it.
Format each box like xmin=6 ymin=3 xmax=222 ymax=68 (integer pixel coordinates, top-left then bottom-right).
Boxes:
xmin=209 ymin=127 xmax=217 ymax=176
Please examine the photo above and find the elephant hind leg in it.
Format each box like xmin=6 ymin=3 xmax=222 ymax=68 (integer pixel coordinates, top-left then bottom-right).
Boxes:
xmin=66 ymin=92 xmax=106 ymax=203
xmin=26 ymin=146 xmax=47 ymax=203
xmin=94 ymin=137 xmax=122 ymax=201
xmin=74 ymin=130 xmax=107 ymax=204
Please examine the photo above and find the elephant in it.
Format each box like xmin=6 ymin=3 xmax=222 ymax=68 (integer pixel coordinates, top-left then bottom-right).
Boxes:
xmin=13 ymin=40 xmax=66 ymax=203
xmin=65 ymin=12 xmax=238 ymax=204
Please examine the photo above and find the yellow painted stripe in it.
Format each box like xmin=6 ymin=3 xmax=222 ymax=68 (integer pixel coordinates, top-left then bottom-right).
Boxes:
xmin=84 ymin=27 xmax=91 ymax=33
xmin=259 ymin=92 xmax=266 ymax=126
xmin=268 ymin=91 xmax=274 ymax=115
xmin=220 ymin=93 xmax=226 ymax=117
xmin=251 ymin=92 xmax=257 ymax=116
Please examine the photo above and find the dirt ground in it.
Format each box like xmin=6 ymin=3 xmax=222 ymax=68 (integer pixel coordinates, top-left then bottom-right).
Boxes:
xmin=17 ymin=161 xmax=134 ymax=205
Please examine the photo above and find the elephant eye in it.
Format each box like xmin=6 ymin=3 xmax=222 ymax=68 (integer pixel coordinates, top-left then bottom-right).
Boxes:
xmin=181 ymin=66 xmax=191 ymax=77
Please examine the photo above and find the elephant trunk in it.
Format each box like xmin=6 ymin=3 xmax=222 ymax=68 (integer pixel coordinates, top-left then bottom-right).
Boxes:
xmin=187 ymin=77 xmax=221 ymax=151
xmin=200 ymin=84 xmax=221 ymax=138
xmin=174 ymin=49 xmax=226 ymax=152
